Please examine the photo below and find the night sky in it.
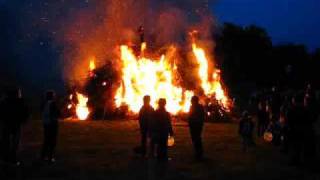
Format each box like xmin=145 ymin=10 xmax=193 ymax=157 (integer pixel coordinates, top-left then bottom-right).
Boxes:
xmin=0 ymin=0 xmax=319 ymax=95
xmin=212 ymin=0 xmax=320 ymax=50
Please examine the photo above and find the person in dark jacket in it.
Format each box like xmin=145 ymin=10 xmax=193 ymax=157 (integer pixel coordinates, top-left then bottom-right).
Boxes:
xmin=151 ymin=98 xmax=174 ymax=161
xmin=138 ymin=95 xmax=154 ymax=156
xmin=41 ymin=90 xmax=61 ymax=163
xmin=0 ymin=88 xmax=29 ymax=165
xmin=239 ymin=111 xmax=254 ymax=152
xmin=188 ymin=96 xmax=205 ymax=160
xmin=287 ymin=93 xmax=308 ymax=165
xmin=303 ymin=95 xmax=318 ymax=164
xmin=257 ymin=101 xmax=268 ymax=137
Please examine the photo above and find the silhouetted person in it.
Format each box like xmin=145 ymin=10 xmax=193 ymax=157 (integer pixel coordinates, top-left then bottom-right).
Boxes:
xmin=239 ymin=111 xmax=254 ymax=152
xmin=257 ymin=101 xmax=268 ymax=137
xmin=0 ymin=88 xmax=29 ymax=165
xmin=41 ymin=91 xmax=61 ymax=163
xmin=138 ymin=95 xmax=154 ymax=156
xmin=279 ymin=99 xmax=290 ymax=153
xmin=287 ymin=93 xmax=308 ymax=166
xmin=270 ymin=86 xmax=281 ymax=119
xmin=303 ymin=95 xmax=317 ymax=164
xmin=151 ymin=98 xmax=173 ymax=161
xmin=188 ymin=96 xmax=205 ymax=160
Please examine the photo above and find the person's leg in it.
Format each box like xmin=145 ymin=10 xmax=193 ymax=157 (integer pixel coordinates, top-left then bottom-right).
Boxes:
xmin=141 ymin=129 xmax=147 ymax=156
xmin=157 ymin=137 xmax=168 ymax=161
xmin=2 ymin=127 xmax=10 ymax=162
xmin=10 ymin=127 xmax=21 ymax=163
xmin=242 ymin=137 xmax=248 ymax=152
xmin=257 ymin=122 xmax=262 ymax=137
xmin=190 ymin=125 xmax=199 ymax=158
xmin=48 ymin=123 xmax=58 ymax=160
xmin=194 ymin=126 xmax=203 ymax=159
xmin=149 ymin=138 xmax=156 ymax=157
xmin=41 ymin=125 xmax=50 ymax=160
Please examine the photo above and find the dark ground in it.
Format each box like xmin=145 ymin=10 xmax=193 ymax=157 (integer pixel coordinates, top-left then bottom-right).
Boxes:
xmin=1 ymin=119 xmax=319 ymax=180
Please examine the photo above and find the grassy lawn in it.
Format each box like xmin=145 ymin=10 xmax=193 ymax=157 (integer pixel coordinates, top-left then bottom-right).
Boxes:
xmin=1 ymin=119 xmax=319 ymax=180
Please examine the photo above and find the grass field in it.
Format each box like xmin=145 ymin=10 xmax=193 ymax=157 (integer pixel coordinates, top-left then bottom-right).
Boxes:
xmin=1 ymin=119 xmax=319 ymax=180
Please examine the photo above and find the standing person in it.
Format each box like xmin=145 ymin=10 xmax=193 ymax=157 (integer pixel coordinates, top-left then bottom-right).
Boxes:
xmin=151 ymin=98 xmax=174 ymax=162
xmin=239 ymin=111 xmax=254 ymax=152
xmin=138 ymin=95 xmax=154 ymax=157
xmin=188 ymin=96 xmax=205 ymax=160
xmin=303 ymin=95 xmax=318 ymax=165
xmin=41 ymin=91 xmax=61 ymax=163
xmin=270 ymin=86 xmax=281 ymax=118
xmin=287 ymin=93 xmax=307 ymax=166
xmin=257 ymin=101 xmax=268 ymax=137
xmin=0 ymin=87 xmax=29 ymax=165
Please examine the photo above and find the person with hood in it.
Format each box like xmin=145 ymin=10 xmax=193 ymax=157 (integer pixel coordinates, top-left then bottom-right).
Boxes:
xmin=188 ymin=96 xmax=205 ymax=160
xmin=150 ymin=98 xmax=174 ymax=161
xmin=41 ymin=90 xmax=61 ymax=163
xmin=0 ymin=87 xmax=29 ymax=165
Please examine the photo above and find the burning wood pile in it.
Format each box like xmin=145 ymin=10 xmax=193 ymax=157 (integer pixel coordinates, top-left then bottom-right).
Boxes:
xmin=65 ymin=29 xmax=231 ymax=121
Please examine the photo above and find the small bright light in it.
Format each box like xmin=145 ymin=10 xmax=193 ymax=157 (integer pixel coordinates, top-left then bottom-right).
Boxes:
xmin=102 ymin=82 xmax=107 ymax=86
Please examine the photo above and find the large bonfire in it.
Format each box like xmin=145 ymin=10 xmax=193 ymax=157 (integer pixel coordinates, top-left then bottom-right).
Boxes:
xmin=69 ymin=33 xmax=230 ymax=120
xmin=115 ymin=41 xmax=229 ymax=115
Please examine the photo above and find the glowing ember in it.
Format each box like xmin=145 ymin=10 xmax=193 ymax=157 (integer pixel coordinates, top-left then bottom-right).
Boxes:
xmin=76 ymin=93 xmax=90 ymax=120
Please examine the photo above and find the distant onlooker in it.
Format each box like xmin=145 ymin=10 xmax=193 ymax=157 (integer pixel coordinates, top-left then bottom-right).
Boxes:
xmin=257 ymin=101 xmax=268 ymax=137
xmin=188 ymin=96 xmax=205 ymax=160
xmin=239 ymin=111 xmax=254 ymax=152
xmin=41 ymin=90 xmax=61 ymax=163
xmin=287 ymin=93 xmax=309 ymax=166
xmin=150 ymin=98 xmax=174 ymax=162
xmin=0 ymin=87 xmax=29 ymax=165
xmin=138 ymin=95 xmax=154 ymax=157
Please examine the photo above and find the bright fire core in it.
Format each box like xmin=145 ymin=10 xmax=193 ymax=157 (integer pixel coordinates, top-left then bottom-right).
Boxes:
xmin=115 ymin=43 xmax=229 ymax=114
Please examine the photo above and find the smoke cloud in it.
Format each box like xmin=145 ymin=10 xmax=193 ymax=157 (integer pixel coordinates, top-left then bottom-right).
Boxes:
xmin=54 ymin=0 xmax=216 ymax=85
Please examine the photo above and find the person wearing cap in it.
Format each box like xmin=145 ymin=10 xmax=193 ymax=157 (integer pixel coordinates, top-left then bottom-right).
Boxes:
xmin=188 ymin=95 xmax=205 ymax=160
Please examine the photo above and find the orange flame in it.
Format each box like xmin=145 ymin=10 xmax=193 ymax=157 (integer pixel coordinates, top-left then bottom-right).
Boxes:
xmin=89 ymin=57 xmax=96 ymax=71
xmin=115 ymin=44 xmax=193 ymax=114
xmin=192 ymin=43 xmax=229 ymax=110
xmin=76 ymin=92 xmax=90 ymax=120
xmin=114 ymin=42 xmax=230 ymax=114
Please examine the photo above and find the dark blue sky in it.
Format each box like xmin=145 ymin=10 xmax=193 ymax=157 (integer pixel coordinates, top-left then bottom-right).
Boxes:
xmin=211 ymin=0 xmax=320 ymax=50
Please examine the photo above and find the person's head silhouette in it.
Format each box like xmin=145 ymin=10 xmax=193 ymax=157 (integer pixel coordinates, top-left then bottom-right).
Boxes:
xmin=45 ymin=90 xmax=56 ymax=101
xmin=191 ymin=95 xmax=199 ymax=106
xmin=143 ymin=95 xmax=151 ymax=106
xmin=158 ymin=98 xmax=166 ymax=110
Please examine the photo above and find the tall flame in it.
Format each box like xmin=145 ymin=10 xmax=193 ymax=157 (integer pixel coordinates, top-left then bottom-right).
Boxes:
xmin=89 ymin=57 xmax=96 ymax=71
xmin=115 ymin=45 xmax=193 ymax=114
xmin=115 ymin=42 xmax=230 ymax=114
xmin=192 ymin=43 xmax=229 ymax=110
xmin=76 ymin=93 xmax=90 ymax=120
